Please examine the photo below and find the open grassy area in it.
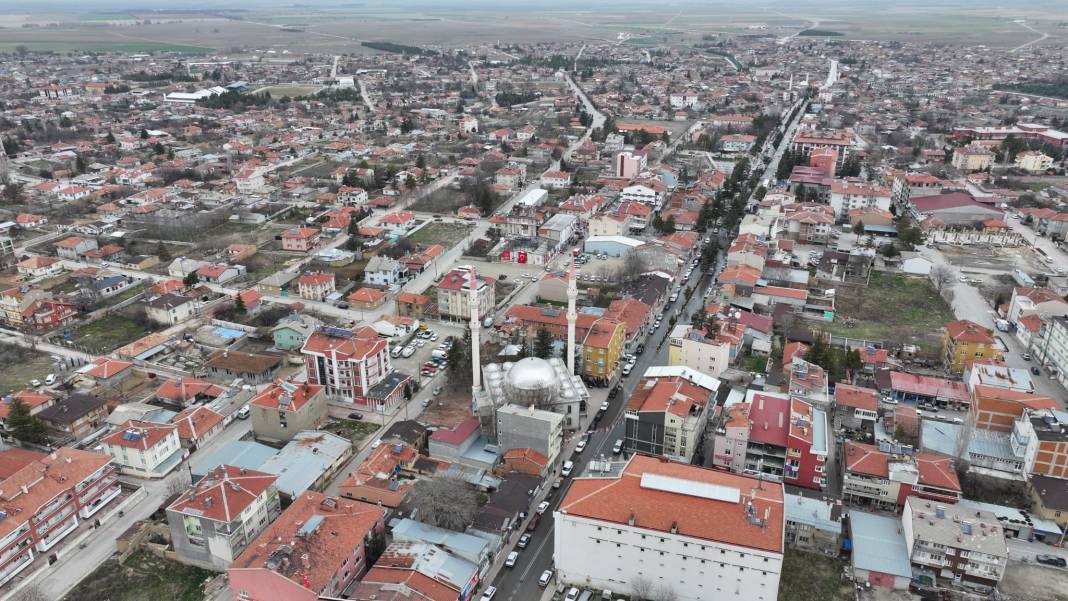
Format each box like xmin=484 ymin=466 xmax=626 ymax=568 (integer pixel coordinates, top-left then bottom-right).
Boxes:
xmin=406 ymin=222 xmax=473 ymax=249
xmin=777 ymin=550 xmax=852 ymax=601
xmin=322 ymin=418 xmax=380 ymax=445
xmin=0 ymin=40 xmax=213 ymax=53
xmin=253 ymin=85 xmax=323 ymax=98
xmin=71 ymin=314 xmax=152 ymax=353
xmin=0 ymin=344 xmax=55 ymax=395
xmin=65 ymin=550 xmax=214 ymax=601
xmin=807 ymin=271 xmax=953 ymax=354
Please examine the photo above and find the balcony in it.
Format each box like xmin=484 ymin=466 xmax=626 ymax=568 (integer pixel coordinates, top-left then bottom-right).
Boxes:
xmin=35 ymin=514 xmax=78 ymax=552
xmin=0 ymin=548 xmax=33 ymax=587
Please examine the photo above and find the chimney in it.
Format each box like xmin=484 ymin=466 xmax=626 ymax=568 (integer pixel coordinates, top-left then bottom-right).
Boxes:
xmin=628 ymin=513 xmax=635 ymax=526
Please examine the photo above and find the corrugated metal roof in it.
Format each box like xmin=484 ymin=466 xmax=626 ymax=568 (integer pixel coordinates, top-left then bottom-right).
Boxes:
xmin=848 ymin=511 xmax=912 ymax=578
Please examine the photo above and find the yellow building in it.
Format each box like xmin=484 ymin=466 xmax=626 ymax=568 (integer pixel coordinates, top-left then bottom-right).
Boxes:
xmin=581 ymin=318 xmax=626 ymax=385
xmin=942 ymin=319 xmax=1001 ymax=373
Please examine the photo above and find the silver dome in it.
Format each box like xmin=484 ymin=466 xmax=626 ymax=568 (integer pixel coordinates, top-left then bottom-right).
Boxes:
xmin=505 ymin=357 xmax=559 ymax=391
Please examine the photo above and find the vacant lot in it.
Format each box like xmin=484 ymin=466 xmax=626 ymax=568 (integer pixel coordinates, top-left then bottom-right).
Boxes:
xmin=0 ymin=344 xmax=54 ymax=394
xmin=65 ymin=550 xmax=213 ymax=601
xmin=1000 ymin=562 xmax=1068 ymax=601
xmin=810 ymin=271 xmax=953 ymax=354
xmin=777 ymin=550 xmax=852 ymax=601
xmin=253 ymin=84 xmax=323 ymax=98
xmin=72 ymin=313 xmax=152 ymax=353
xmin=322 ymin=418 xmax=380 ymax=445
xmin=406 ymin=222 xmax=473 ymax=249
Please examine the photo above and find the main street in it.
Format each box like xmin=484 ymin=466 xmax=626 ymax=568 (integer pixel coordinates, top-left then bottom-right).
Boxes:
xmin=489 ymin=246 xmax=725 ymax=601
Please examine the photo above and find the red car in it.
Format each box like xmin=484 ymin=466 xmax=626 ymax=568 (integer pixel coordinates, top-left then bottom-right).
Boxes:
xmin=526 ymin=513 xmax=541 ymax=532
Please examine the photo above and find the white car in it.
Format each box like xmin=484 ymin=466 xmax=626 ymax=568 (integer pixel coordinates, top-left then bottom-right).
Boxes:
xmin=44 ymin=374 xmax=56 ymax=385
xmin=574 ymin=440 xmax=586 ymax=453
xmin=537 ymin=501 xmax=550 ymax=514
xmin=561 ymin=460 xmax=574 ymax=477
xmin=401 ymin=346 xmax=416 ymax=358
xmin=522 ymin=272 xmax=531 ymax=280
xmin=505 ymin=551 xmax=519 ymax=568
xmin=612 ymin=439 xmax=624 ymax=454
xmin=236 ymin=404 xmax=250 ymax=420
xmin=600 ymin=400 xmax=609 ymax=412
xmin=480 ymin=586 xmax=497 ymax=601
xmin=539 ymin=569 xmax=554 ymax=587
xmin=29 ymin=379 xmax=41 ymax=388
xmin=565 ymin=588 xmax=580 ymax=601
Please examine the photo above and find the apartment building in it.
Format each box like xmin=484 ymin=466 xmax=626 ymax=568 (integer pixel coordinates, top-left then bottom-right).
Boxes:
xmin=99 ymin=420 xmax=185 ymax=478
xmin=842 ymin=440 xmax=961 ymax=512
xmin=710 ymin=391 xmax=829 ymax=491
xmin=229 ymin=492 xmax=386 ymax=601
xmin=250 ymin=380 xmax=328 ymax=444
xmin=942 ymin=320 xmax=1001 ymax=374
xmin=580 ymin=318 xmax=626 ymax=385
xmin=555 ymin=455 xmax=784 ymax=601
xmin=436 ymin=267 xmax=495 ymax=321
xmin=1013 ymin=409 xmax=1068 ymax=479
xmin=1033 ymin=315 xmax=1068 ymax=391
xmin=789 ymin=128 xmax=853 ymax=168
xmin=624 ymin=366 xmax=719 ymax=463
xmin=0 ymin=448 xmax=121 ymax=586
xmin=667 ymin=325 xmax=732 ymax=379
xmin=167 ymin=465 xmax=282 ymax=571
xmin=902 ymin=498 xmax=1007 ymax=590
xmin=301 ymin=326 xmax=395 ymax=410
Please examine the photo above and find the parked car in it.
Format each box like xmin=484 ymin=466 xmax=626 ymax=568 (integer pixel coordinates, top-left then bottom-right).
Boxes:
xmin=480 ymin=586 xmax=497 ymax=601
xmin=561 ymin=460 xmax=574 ymax=477
xmin=402 ymin=346 xmax=416 ymax=358
xmin=539 ymin=569 xmax=554 ymax=587
xmin=1032 ymin=366 xmax=1042 ymax=376
xmin=29 ymin=379 xmax=41 ymax=388
xmin=347 ymin=412 xmax=364 ymax=421
xmin=1023 ymin=353 xmax=1032 ymax=361
xmin=517 ymin=533 xmax=532 ymax=549
xmin=536 ymin=501 xmax=550 ymax=514
xmin=565 ymin=588 xmax=580 ymax=601
xmin=600 ymin=400 xmax=609 ymax=412
xmin=1037 ymin=554 xmax=1067 ymax=567
xmin=432 ymin=387 xmax=443 ymax=396
xmin=574 ymin=440 xmax=587 ymax=454
xmin=612 ymin=439 xmax=624 ymax=454
xmin=44 ymin=373 xmax=56 ymax=385
xmin=236 ymin=404 xmax=250 ymax=420
xmin=505 ymin=551 xmax=519 ymax=567
xmin=525 ymin=514 xmax=540 ymax=532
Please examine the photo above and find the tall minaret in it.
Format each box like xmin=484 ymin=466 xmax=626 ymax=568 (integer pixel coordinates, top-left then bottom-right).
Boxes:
xmin=468 ymin=267 xmax=482 ymax=392
xmin=0 ymin=139 xmax=8 ymax=184
xmin=566 ymin=256 xmax=578 ymax=375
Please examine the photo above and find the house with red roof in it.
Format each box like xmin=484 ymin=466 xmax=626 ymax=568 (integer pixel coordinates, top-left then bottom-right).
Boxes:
xmin=170 ymin=405 xmax=226 ymax=449
xmin=281 ymin=227 xmax=321 ymax=252
xmin=833 ymin=383 xmax=880 ymax=432
xmin=623 ymin=367 xmax=718 ymax=463
xmin=80 ymin=356 xmax=133 ymax=387
xmin=196 ymin=263 xmax=246 ymax=284
xmin=16 ymin=255 xmax=63 ymax=279
xmin=347 ymin=287 xmax=387 ymax=310
xmin=296 ymin=271 xmax=336 ymax=301
xmin=228 ymin=492 xmax=386 ymax=601
xmin=942 ymin=319 xmax=1001 ymax=373
xmin=166 ymin=465 xmax=281 ymax=570
xmin=338 ymin=442 xmax=418 ymax=508
xmin=100 ymin=420 xmax=185 ymax=478
xmin=842 ymin=440 xmax=960 ymax=511
xmin=250 ymin=380 xmax=327 ymax=444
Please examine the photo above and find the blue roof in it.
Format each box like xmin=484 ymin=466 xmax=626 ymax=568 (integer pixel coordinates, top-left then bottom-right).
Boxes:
xmin=848 ymin=511 xmax=913 ymax=578
xmin=190 ymin=440 xmax=276 ymax=479
xmin=811 ymin=408 xmax=828 ymax=455
xmin=391 ymin=518 xmax=489 ymax=565
xmin=784 ymin=493 xmax=841 ymax=534
xmin=258 ymin=431 xmax=351 ymax=497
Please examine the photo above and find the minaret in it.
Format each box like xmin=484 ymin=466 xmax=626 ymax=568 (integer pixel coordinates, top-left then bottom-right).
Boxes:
xmin=468 ymin=267 xmax=481 ymax=392
xmin=0 ymin=139 xmax=8 ymax=184
xmin=566 ymin=256 xmax=578 ymax=375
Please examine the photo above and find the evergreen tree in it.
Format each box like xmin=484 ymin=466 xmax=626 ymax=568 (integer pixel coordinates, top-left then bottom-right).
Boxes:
xmin=234 ymin=292 xmax=247 ymax=314
xmin=7 ymin=399 xmax=47 ymax=445
xmin=533 ymin=328 xmax=554 ymax=359
xmin=155 ymin=240 xmax=171 ymax=262
xmin=182 ymin=271 xmax=199 ymax=287
xmin=447 ymin=328 xmax=472 ymax=388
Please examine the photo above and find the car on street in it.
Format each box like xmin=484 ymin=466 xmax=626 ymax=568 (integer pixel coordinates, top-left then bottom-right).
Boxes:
xmin=432 ymin=387 xmax=442 ymax=396
xmin=537 ymin=501 xmax=550 ymax=514
xmin=612 ymin=439 xmax=624 ymax=454
xmin=505 ymin=551 xmax=519 ymax=567
xmin=522 ymin=272 xmax=531 ymax=280
xmin=1023 ymin=353 xmax=1032 ymax=361
xmin=565 ymin=588 xmax=580 ymax=601
xmin=561 ymin=460 xmax=574 ymax=477
xmin=44 ymin=373 xmax=56 ymax=385
xmin=1032 ymin=366 xmax=1042 ymax=376
xmin=539 ymin=569 xmax=554 ymax=587
xmin=622 ymin=364 xmax=633 ymax=377
xmin=517 ymin=533 xmax=531 ymax=549
xmin=608 ymin=386 xmax=619 ymax=399
xmin=600 ymin=400 xmax=609 ymax=412
xmin=402 ymin=346 xmax=416 ymax=358
xmin=29 ymin=379 xmax=41 ymax=388
xmin=574 ymin=440 xmax=587 ymax=453
xmin=237 ymin=404 xmax=250 ymax=420
xmin=1037 ymin=554 xmax=1067 ymax=567
xmin=421 ymin=398 xmax=431 ymax=407
xmin=480 ymin=586 xmax=497 ymax=601
xmin=347 ymin=412 xmax=364 ymax=421
xmin=525 ymin=514 xmax=540 ymax=532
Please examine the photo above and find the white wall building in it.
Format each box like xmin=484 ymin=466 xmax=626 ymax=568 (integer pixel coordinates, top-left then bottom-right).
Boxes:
xmin=555 ymin=455 xmax=784 ymax=601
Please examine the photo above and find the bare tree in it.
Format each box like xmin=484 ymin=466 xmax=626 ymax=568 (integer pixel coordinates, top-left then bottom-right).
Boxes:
xmin=630 ymin=575 xmax=654 ymax=601
xmin=653 ymin=583 xmax=678 ymax=601
xmin=410 ymin=477 xmax=478 ymax=531
xmin=929 ymin=264 xmax=956 ymax=293
xmin=618 ymin=252 xmax=648 ymax=283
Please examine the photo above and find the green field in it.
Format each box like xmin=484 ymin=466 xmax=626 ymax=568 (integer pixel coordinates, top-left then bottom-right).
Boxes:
xmin=406 ymin=222 xmax=473 ymax=249
xmin=809 ymin=271 xmax=954 ymax=355
xmin=253 ymin=85 xmax=323 ymax=98
xmin=71 ymin=314 xmax=152 ymax=353
xmin=65 ymin=550 xmax=213 ymax=601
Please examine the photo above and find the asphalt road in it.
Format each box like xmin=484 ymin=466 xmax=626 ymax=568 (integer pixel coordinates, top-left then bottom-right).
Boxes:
xmin=491 ymin=247 xmax=724 ymax=601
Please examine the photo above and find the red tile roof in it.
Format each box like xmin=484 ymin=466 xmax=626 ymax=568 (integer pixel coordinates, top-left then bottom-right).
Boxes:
xmin=171 ymin=406 xmax=226 ymax=441
xmin=168 ymin=465 xmax=277 ymax=522
xmin=251 ymin=380 xmax=324 ymax=413
xmin=103 ymin=420 xmax=177 ymax=450
xmin=834 ymin=384 xmax=879 ymax=412
xmin=559 ymin=455 xmax=784 ymax=553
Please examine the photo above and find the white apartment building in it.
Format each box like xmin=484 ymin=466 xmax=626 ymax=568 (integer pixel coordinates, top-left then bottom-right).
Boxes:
xmin=166 ymin=465 xmax=282 ymax=571
xmin=619 ymin=184 xmax=658 ymax=206
xmin=1030 ymin=316 xmax=1068 ymax=391
xmin=100 ymin=420 xmax=185 ymax=478
xmin=902 ymin=498 xmax=1008 ymax=589
xmin=668 ymin=325 xmax=732 ymax=379
xmin=829 ymin=181 xmax=892 ymax=219
xmin=555 ymin=455 xmax=784 ymax=601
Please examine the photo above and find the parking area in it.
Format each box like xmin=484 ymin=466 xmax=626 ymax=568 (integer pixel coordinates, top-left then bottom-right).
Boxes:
xmin=1000 ymin=563 xmax=1068 ymax=601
